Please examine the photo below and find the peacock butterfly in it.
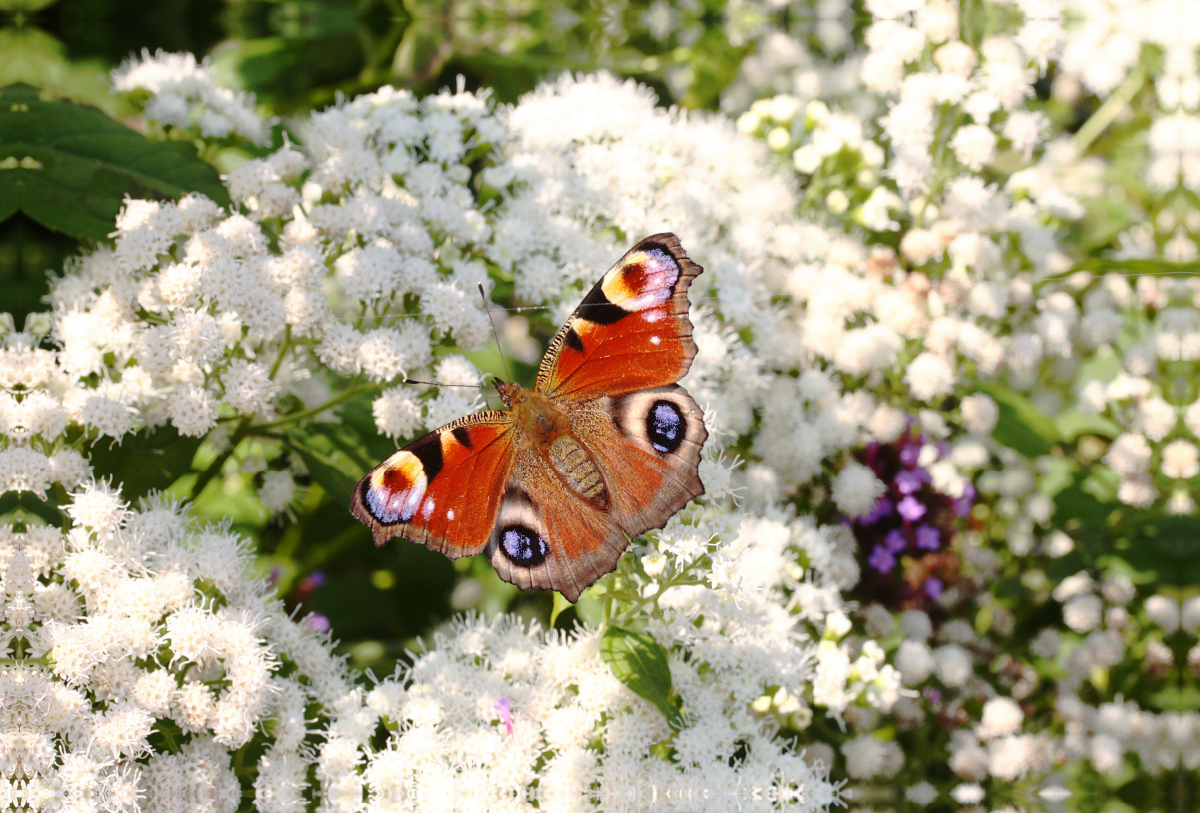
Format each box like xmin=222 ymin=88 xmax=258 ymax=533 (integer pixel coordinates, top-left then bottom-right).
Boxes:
xmin=350 ymin=234 xmax=708 ymax=602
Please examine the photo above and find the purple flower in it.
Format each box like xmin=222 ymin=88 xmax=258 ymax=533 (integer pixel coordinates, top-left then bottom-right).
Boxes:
xmin=885 ymin=529 xmax=907 ymax=553
xmin=897 ymin=495 xmax=928 ymax=522
xmin=899 ymin=442 xmax=922 ymax=467
xmin=858 ymin=497 xmax=895 ymax=526
xmin=302 ymin=612 xmax=330 ymax=634
xmin=953 ymin=483 xmax=977 ymax=517
xmin=868 ymin=544 xmax=896 ymax=573
xmin=923 ymin=687 xmax=942 ymax=704
xmin=894 ymin=469 xmax=926 ymax=495
xmin=924 ymin=576 xmax=944 ymax=599
xmin=494 ymin=697 xmax=513 ymax=736
xmin=915 ymin=524 xmax=940 ymax=551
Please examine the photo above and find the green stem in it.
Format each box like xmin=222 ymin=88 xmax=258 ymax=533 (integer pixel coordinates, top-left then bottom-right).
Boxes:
xmin=190 ymin=418 xmax=251 ymax=500
xmin=270 ymin=325 xmax=293 ymax=380
xmin=254 ymin=381 xmax=374 ymax=431
xmin=1072 ymin=68 xmax=1146 ymax=155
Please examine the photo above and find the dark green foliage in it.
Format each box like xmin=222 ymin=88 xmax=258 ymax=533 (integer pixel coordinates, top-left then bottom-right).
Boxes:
xmin=0 ymin=84 xmax=230 ymax=242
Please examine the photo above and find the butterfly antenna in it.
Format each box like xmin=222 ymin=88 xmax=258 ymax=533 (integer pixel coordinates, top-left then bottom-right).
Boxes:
xmin=478 ymin=282 xmax=513 ymax=384
xmin=401 ymin=379 xmax=485 ymax=389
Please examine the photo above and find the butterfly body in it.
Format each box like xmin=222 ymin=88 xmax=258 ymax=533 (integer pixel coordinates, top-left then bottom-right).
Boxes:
xmin=351 ymin=234 xmax=707 ymax=602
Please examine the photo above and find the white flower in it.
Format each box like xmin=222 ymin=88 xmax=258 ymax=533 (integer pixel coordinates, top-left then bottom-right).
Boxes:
xmin=168 ymin=384 xmax=218 ymax=437
xmin=1053 ymin=570 xmax=1093 ymax=602
xmin=905 ymin=781 xmax=939 ymax=804
xmin=1063 ymin=594 xmax=1103 ymax=633
xmin=831 ymin=462 xmax=886 ymax=517
xmin=1004 ymin=110 xmax=1047 ymax=158
xmin=1090 ymin=733 xmax=1124 ymax=774
xmin=841 ymin=734 xmax=904 ymax=779
xmin=259 ymin=471 xmax=297 ymax=514
xmin=221 ymin=360 xmax=275 ymax=415
xmin=1134 ymin=397 xmax=1178 ymax=441
xmin=1104 ymin=433 xmax=1152 ymax=477
xmin=112 ymin=49 xmax=268 ymax=144
xmin=1161 ymin=439 xmax=1199 ymax=479
xmin=978 ymin=697 xmax=1024 ymax=739
xmin=933 ymin=644 xmax=973 ymax=687
xmin=951 ymin=783 xmax=985 ymax=804
xmin=372 ymin=387 xmax=424 ymax=439
xmin=905 ymin=352 xmax=956 ymax=401
xmin=951 ymin=124 xmax=998 ymax=170
xmin=1144 ymin=595 xmax=1181 ymax=633
xmin=901 ymin=609 xmax=933 ymax=641
xmin=896 ymin=640 xmax=935 ymax=685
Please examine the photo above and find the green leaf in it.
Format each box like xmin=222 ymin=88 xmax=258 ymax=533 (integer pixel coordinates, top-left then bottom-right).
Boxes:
xmin=976 ymin=382 xmax=1060 ymax=458
xmin=600 ymin=627 xmax=683 ymax=732
xmin=86 ymin=426 xmax=204 ymax=501
xmin=0 ymin=489 xmax=63 ymax=525
xmin=1122 ymin=515 xmax=1200 ymax=586
xmin=286 ymin=422 xmax=375 ymax=505
xmin=1053 ymin=410 xmax=1122 ymax=442
xmin=550 ymin=592 xmax=573 ymax=627
xmin=0 ymin=84 xmax=230 ymax=241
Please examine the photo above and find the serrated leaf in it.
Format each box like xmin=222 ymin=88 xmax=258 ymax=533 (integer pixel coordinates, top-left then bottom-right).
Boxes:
xmin=600 ymin=627 xmax=683 ymax=732
xmin=0 ymin=84 xmax=230 ymax=241
xmin=85 ymin=426 xmax=203 ymax=501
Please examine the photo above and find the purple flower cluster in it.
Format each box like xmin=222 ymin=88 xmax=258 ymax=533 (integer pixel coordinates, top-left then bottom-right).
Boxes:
xmin=849 ymin=422 xmax=974 ymax=609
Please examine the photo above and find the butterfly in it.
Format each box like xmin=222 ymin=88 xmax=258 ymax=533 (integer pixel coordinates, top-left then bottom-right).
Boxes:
xmin=350 ymin=234 xmax=708 ymax=602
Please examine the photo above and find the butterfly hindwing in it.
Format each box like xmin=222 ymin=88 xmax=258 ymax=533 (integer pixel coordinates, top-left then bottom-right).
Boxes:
xmin=576 ymin=384 xmax=707 ymax=536
xmin=479 ymin=385 xmax=707 ymax=602
xmin=484 ymin=468 xmax=628 ymax=603
xmin=351 ymin=411 xmax=515 ymax=558
xmin=536 ymin=233 xmax=701 ymax=402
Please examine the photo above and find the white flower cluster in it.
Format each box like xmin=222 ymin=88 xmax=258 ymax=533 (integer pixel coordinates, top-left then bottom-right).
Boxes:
xmin=317 ymin=614 xmax=841 ymax=813
xmin=0 ymin=484 xmax=350 ymax=812
xmin=5 ymin=0 xmax=1184 ymax=805
xmin=76 ymin=57 xmax=854 ymax=811
xmin=111 ymin=49 xmax=269 ymax=144
xmin=1053 ymin=580 xmax=1200 ymax=774
xmin=493 ymin=72 xmax=803 ymax=439
xmin=44 ymin=76 xmax=536 ymax=514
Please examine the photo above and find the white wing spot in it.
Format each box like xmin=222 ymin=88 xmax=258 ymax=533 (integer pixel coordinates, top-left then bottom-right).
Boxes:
xmin=447 ymin=509 xmax=456 ymax=521
xmin=650 ymin=335 xmax=661 ymax=345
xmin=422 ymin=497 xmax=436 ymax=518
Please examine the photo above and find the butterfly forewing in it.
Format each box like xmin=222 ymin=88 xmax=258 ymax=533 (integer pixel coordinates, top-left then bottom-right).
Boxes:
xmin=351 ymin=412 xmax=515 ymax=558
xmin=536 ymin=233 xmax=701 ymax=402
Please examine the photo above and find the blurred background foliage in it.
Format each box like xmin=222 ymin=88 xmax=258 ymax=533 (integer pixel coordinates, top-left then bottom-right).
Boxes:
xmin=0 ymin=0 xmax=815 ymax=675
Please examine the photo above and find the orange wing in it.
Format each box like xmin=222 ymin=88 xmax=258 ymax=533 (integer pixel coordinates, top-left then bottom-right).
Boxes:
xmin=350 ymin=412 xmax=515 ymax=558
xmin=536 ymin=233 xmax=702 ymax=402
xmin=478 ymin=385 xmax=708 ymax=603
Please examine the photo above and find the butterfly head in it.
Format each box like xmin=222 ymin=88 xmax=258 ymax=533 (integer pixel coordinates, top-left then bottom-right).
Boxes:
xmin=495 ymin=379 xmax=522 ymax=408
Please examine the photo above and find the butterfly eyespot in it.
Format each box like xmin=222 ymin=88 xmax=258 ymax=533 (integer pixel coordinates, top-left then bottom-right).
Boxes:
xmin=499 ymin=525 xmax=549 ymax=567
xmin=647 ymin=400 xmax=686 ymax=454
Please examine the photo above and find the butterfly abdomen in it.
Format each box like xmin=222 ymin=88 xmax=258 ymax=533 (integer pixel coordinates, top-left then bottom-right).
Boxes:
xmin=549 ymin=435 xmax=609 ymax=508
